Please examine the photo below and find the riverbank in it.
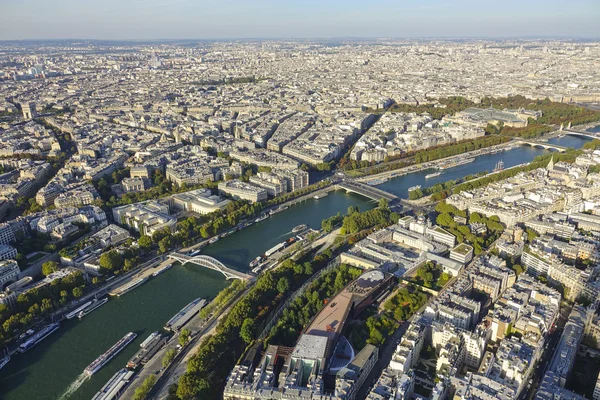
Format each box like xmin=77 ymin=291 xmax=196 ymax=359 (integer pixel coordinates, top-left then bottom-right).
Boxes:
xmin=354 ymin=140 xmax=520 ymax=183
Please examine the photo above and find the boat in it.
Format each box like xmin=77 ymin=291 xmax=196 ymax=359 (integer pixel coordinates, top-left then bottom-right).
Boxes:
xmin=164 ymin=298 xmax=207 ymax=331
xmin=18 ymin=323 xmax=60 ymax=353
xmin=84 ymin=332 xmax=137 ymax=375
xmin=127 ymin=333 xmax=166 ymax=369
xmin=366 ymin=178 xmax=388 ymax=185
xmin=208 ymin=236 xmax=220 ymax=244
xmin=78 ymin=298 xmax=109 ymax=319
xmin=221 ymin=229 xmax=235 ymax=237
xmin=139 ymin=331 xmax=161 ymax=348
xmin=269 ymin=205 xmax=289 ymax=215
xmin=249 ymin=256 xmax=263 ymax=268
xmin=425 ymin=172 xmax=442 ymax=179
xmin=189 ymin=249 xmax=201 ymax=256
xmin=407 ymin=185 xmax=421 ymax=193
xmin=0 ymin=355 xmax=10 ymax=370
xmin=437 ymin=157 xmax=475 ymax=170
xmin=18 ymin=329 xmax=35 ymax=341
xmin=313 ymin=193 xmax=328 ymax=199
xmin=92 ymin=368 xmax=135 ymax=400
xmin=265 ymin=242 xmax=286 ymax=258
xmin=65 ymin=300 xmax=92 ymax=319
xmin=493 ymin=159 xmax=505 ymax=172
xmin=292 ymin=224 xmax=308 ymax=233
xmin=152 ymin=263 xmax=172 ymax=277
xmin=255 ymin=214 xmax=269 ymax=223
xmin=110 ymin=277 xmax=148 ymax=297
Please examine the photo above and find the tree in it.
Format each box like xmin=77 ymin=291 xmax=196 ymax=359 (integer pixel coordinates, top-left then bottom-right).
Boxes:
xmin=378 ymin=198 xmax=389 ymax=210
xmin=276 ymin=277 xmax=290 ymax=294
xmin=99 ymin=250 xmax=123 ymax=271
xmin=179 ymin=329 xmax=191 ymax=347
xmin=163 ymin=348 xmax=177 ymax=368
xmin=158 ymin=236 xmax=172 ymax=254
xmin=138 ymin=235 xmax=153 ymax=250
xmin=72 ymin=286 xmax=83 ymax=298
xmin=41 ymin=261 xmax=59 ymax=276
xmin=240 ymin=318 xmax=256 ymax=344
xmin=133 ymin=375 xmax=157 ymax=400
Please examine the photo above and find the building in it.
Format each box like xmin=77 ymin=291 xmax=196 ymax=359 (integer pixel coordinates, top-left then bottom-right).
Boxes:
xmin=218 ymin=180 xmax=268 ymax=203
xmin=593 ymin=371 xmax=600 ymax=400
xmin=0 ymin=245 xmax=18 ymax=262
xmin=249 ymin=172 xmax=287 ymax=198
xmin=21 ymin=102 xmax=36 ymax=120
xmin=223 ymin=269 xmax=393 ymax=400
xmin=0 ymin=260 xmax=19 ymax=289
xmin=0 ymin=223 xmax=15 ymax=246
xmin=536 ymin=307 xmax=587 ymax=400
xmin=112 ymin=201 xmax=176 ymax=236
xmin=450 ymin=243 xmax=474 ymax=264
xmin=121 ymin=177 xmax=146 ymax=193
xmin=335 ymin=344 xmax=379 ymax=400
xmin=168 ymin=188 xmax=231 ymax=214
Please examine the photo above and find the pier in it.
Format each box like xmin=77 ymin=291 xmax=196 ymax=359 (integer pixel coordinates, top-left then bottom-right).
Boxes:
xmin=168 ymin=253 xmax=253 ymax=280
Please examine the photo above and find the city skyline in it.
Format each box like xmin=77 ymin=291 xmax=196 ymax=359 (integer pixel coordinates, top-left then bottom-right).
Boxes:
xmin=1 ymin=0 xmax=599 ymax=40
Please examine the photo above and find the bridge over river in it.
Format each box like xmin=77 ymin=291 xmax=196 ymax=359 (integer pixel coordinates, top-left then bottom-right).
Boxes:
xmin=168 ymin=253 xmax=253 ymax=280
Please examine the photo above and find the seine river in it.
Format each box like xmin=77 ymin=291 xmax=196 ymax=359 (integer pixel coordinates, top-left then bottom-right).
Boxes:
xmin=0 ymin=133 xmax=593 ymax=400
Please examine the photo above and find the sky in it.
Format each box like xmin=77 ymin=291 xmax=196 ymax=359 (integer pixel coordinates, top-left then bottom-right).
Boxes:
xmin=1 ymin=0 xmax=599 ymax=40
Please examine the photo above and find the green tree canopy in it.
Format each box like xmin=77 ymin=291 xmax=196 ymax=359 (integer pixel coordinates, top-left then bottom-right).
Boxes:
xmin=41 ymin=261 xmax=59 ymax=277
xmin=99 ymin=250 xmax=123 ymax=272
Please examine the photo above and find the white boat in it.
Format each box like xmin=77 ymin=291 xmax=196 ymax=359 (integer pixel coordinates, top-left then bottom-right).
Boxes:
xmin=18 ymin=323 xmax=60 ymax=353
xmin=111 ymin=277 xmax=148 ymax=297
xmin=208 ymin=236 xmax=219 ymax=244
xmin=152 ymin=263 xmax=172 ymax=277
xmin=425 ymin=172 xmax=442 ymax=179
xmin=407 ymin=185 xmax=421 ymax=192
xmin=84 ymin=332 xmax=137 ymax=375
xmin=65 ymin=300 xmax=92 ymax=319
xmin=314 ymin=193 xmax=328 ymax=200
xmin=78 ymin=298 xmax=109 ymax=319
xmin=292 ymin=224 xmax=307 ymax=233
xmin=255 ymin=214 xmax=269 ymax=223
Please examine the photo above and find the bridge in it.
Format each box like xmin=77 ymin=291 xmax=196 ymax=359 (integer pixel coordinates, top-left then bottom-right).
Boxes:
xmin=516 ymin=140 xmax=568 ymax=153
xmin=563 ymin=129 xmax=600 ymax=140
xmin=336 ymin=181 xmax=398 ymax=202
xmin=168 ymin=253 xmax=253 ymax=280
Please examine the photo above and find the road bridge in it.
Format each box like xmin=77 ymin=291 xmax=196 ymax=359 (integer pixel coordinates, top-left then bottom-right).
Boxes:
xmin=168 ymin=253 xmax=253 ymax=280
xmin=336 ymin=181 xmax=398 ymax=202
xmin=516 ymin=140 xmax=568 ymax=153
xmin=563 ymin=129 xmax=599 ymax=140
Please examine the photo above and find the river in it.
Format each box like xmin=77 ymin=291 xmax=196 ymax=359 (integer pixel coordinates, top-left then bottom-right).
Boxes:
xmin=376 ymin=135 xmax=592 ymax=198
xmin=0 ymin=133 xmax=594 ymax=400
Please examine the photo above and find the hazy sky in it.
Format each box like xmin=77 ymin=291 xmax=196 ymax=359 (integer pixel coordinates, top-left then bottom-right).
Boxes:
xmin=1 ymin=0 xmax=599 ymax=40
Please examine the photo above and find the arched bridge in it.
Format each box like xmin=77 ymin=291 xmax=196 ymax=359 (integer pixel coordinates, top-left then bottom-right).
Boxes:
xmin=563 ymin=129 xmax=600 ymax=140
xmin=168 ymin=253 xmax=253 ymax=280
xmin=516 ymin=140 xmax=568 ymax=153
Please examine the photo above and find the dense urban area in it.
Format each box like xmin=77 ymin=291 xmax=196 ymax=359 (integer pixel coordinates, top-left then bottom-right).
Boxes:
xmin=1 ymin=38 xmax=600 ymax=400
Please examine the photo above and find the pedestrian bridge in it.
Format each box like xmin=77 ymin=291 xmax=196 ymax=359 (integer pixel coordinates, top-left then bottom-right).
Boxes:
xmin=168 ymin=253 xmax=253 ymax=280
xmin=336 ymin=181 xmax=398 ymax=202
xmin=516 ymin=140 xmax=568 ymax=153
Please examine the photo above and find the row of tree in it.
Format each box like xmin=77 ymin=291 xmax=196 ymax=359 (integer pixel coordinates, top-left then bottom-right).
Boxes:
xmin=264 ymin=264 xmax=363 ymax=347
xmin=340 ymin=201 xmax=398 ymax=235
xmin=0 ymin=269 xmax=85 ymax=347
xmin=174 ymin=257 xmax=322 ymax=399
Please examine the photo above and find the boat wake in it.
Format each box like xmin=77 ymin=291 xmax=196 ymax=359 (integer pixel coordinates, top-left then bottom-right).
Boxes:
xmin=59 ymin=372 xmax=89 ymax=399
